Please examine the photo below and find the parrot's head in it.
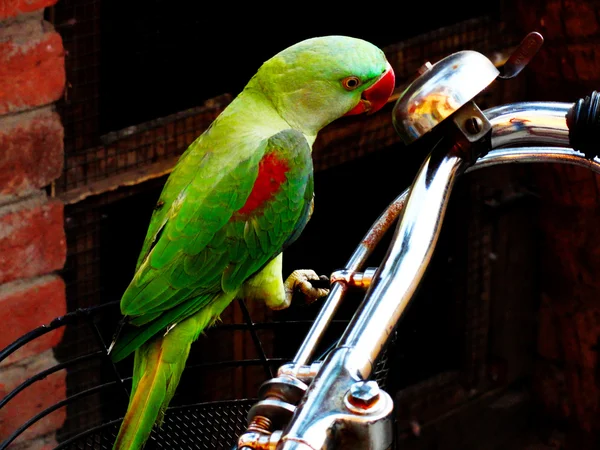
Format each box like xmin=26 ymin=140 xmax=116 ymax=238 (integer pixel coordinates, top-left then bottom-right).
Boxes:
xmin=250 ymin=35 xmax=395 ymax=136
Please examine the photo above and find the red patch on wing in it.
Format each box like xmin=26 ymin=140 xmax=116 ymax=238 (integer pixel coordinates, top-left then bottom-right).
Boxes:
xmin=236 ymin=152 xmax=289 ymax=215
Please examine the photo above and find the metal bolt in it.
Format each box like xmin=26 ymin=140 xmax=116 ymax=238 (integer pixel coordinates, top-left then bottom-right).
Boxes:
xmin=247 ymin=415 xmax=272 ymax=433
xmin=464 ymin=116 xmax=484 ymax=135
xmin=347 ymin=380 xmax=380 ymax=409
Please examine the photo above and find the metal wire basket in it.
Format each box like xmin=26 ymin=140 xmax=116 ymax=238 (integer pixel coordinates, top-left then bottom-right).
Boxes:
xmin=1 ymin=294 xmax=394 ymax=450
xmin=56 ymin=399 xmax=255 ymax=450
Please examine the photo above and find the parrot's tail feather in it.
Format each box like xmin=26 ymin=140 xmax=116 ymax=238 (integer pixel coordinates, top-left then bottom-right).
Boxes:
xmin=111 ymin=294 xmax=235 ymax=450
xmin=110 ymin=294 xmax=216 ymax=363
xmin=113 ymin=342 xmax=166 ymax=450
xmin=112 ymin=336 xmax=191 ymax=450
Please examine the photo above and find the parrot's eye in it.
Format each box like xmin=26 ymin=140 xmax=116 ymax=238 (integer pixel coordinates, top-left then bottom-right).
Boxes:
xmin=342 ymin=76 xmax=362 ymax=91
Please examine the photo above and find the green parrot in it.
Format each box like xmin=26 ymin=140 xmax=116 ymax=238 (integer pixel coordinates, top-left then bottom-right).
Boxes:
xmin=109 ymin=35 xmax=395 ymax=450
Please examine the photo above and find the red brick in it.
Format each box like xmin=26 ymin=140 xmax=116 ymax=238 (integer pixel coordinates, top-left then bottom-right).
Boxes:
xmin=0 ymin=349 xmax=66 ymax=445
xmin=0 ymin=106 xmax=63 ymax=196
xmin=0 ymin=0 xmax=58 ymax=19
xmin=0 ymin=195 xmax=66 ymax=285
xmin=0 ymin=275 xmax=66 ymax=366
xmin=0 ymin=19 xmax=65 ymax=114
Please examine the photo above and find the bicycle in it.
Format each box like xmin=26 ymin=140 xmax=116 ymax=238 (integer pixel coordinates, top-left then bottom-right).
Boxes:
xmin=233 ymin=31 xmax=600 ymax=449
xmin=2 ymin=31 xmax=600 ymax=449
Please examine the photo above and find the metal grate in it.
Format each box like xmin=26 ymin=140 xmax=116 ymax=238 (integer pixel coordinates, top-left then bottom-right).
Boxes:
xmin=47 ymin=0 xmax=102 ymax=156
xmin=56 ymin=400 xmax=255 ymax=450
xmin=54 ymin=97 xmax=231 ymax=197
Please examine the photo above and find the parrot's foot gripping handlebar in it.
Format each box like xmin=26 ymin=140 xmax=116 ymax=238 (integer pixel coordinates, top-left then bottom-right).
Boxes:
xmin=235 ymin=33 xmax=600 ymax=450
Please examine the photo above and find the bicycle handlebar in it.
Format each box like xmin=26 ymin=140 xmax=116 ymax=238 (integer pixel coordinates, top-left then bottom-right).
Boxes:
xmin=236 ymin=41 xmax=600 ymax=450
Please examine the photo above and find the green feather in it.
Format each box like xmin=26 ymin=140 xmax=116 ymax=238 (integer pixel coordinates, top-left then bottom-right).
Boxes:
xmin=110 ymin=35 xmax=392 ymax=450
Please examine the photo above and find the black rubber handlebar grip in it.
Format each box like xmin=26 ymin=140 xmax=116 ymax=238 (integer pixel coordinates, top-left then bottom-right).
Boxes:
xmin=567 ymin=90 xmax=600 ymax=159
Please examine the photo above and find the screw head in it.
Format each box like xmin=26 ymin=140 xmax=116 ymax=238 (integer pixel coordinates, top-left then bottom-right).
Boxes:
xmin=464 ymin=116 xmax=484 ymax=135
xmin=347 ymin=380 xmax=380 ymax=409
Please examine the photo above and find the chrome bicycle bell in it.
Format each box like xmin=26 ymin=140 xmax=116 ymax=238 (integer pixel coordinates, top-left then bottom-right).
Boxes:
xmin=393 ymin=32 xmax=544 ymax=145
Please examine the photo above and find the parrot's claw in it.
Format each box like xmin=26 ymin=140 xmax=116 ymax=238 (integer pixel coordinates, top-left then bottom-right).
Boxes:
xmin=284 ymin=269 xmax=330 ymax=306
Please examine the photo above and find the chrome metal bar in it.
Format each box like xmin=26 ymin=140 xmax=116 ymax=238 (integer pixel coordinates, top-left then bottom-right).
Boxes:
xmin=335 ymin=104 xmax=594 ymax=378
xmin=289 ymin=190 xmax=410 ymax=370
xmin=472 ymin=146 xmax=600 ymax=173
xmin=279 ymin=135 xmax=471 ymax=450
xmin=287 ymin=101 xmax=574 ymax=373
xmin=276 ymin=101 xmax=600 ymax=449
xmin=278 ymin=347 xmax=394 ymax=450
xmin=486 ymin=101 xmax=571 ymax=148
xmin=277 ymin=146 xmax=600 ymax=448
xmin=295 ymin=143 xmax=600 ymax=379
xmin=336 ymin=148 xmax=467 ymax=377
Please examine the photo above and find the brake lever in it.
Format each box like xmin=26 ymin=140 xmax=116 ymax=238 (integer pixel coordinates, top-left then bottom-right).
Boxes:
xmin=497 ymin=31 xmax=544 ymax=79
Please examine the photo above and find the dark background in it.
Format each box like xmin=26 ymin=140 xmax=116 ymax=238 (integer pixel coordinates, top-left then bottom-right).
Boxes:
xmin=99 ymin=3 xmax=500 ymax=132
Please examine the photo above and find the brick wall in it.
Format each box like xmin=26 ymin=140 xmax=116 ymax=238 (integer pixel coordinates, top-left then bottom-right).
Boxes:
xmin=0 ymin=1 xmax=67 ymax=448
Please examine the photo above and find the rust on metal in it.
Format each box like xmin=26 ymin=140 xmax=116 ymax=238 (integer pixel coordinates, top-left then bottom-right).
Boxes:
xmin=361 ymin=193 xmax=408 ymax=250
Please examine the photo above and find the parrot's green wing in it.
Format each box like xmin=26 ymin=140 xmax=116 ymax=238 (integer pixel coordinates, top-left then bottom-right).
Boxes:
xmin=110 ymin=128 xmax=313 ymax=362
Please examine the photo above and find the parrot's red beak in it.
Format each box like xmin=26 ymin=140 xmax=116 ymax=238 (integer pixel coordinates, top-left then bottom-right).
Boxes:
xmin=345 ymin=62 xmax=395 ymax=116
